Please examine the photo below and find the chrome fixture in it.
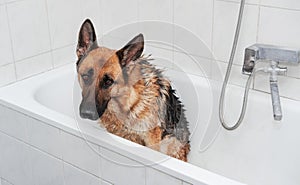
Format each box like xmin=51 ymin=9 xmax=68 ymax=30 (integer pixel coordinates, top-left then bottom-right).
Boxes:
xmin=243 ymin=44 xmax=300 ymax=75
xmin=243 ymin=44 xmax=300 ymax=121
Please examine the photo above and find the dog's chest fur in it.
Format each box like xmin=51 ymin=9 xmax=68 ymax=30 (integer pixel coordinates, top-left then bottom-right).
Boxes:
xmin=99 ymin=60 xmax=169 ymax=146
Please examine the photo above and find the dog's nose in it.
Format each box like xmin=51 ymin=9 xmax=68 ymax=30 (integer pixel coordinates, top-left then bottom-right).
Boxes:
xmin=79 ymin=102 xmax=99 ymax=120
xmin=80 ymin=109 xmax=99 ymax=120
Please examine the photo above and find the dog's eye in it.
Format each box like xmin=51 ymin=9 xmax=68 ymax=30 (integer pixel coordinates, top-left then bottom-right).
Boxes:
xmin=82 ymin=75 xmax=88 ymax=81
xmin=102 ymin=75 xmax=114 ymax=89
xmin=81 ymin=69 xmax=94 ymax=84
xmin=81 ymin=74 xmax=90 ymax=84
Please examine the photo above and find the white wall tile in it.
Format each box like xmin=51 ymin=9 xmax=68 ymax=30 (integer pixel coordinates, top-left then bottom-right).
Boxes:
xmin=0 ymin=64 xmax=16 ymax=87
xmin=61 ymin=131 xmax=101 ymax=177
xmin=261 ymin=0 xmax=300 ymax=10
xmin=146 ymin=167 xmax=181 ymax=185
xmin=102 ymin=0 xmax=139 ymax=35
xmin=0 ymin=105 xmax=29 ymax=142
xmin=211 ymin=61 xmax=250 ymax=87
xmin=173 ymin=52 xmax=211 ymax=77
xmin=5 ymin=0 xmax=23 ymax=3
xmin=218 ymin=0 xmax=260 ymax=4
xmin=79 ymin=0 xmax=102 ymax=38
xmin=102 ymin=36 xmax=127 ymax=50
xmin=47 ymin=0 xmax=81 ymax=49
xmin=212 ymin=1 xmax=259 ymax=65
xmin=52 ymin=44 xmax=76 ymax=68
xmin=0 ymin=5 xmax=14 ymax=66
xmin=102 ymin=0 xmax=140 ymax=42
xmin=174 ymin=0 xmax=213 ymax=50
xmin=0 ymin=133 xmax=33 ymax=185
xmin=139 ymin=0 xmax=173 ymax=22
xmin=27 ymin=117 xmax=62 ymax=159
xmin=15 ymin=52 xmax=52 ymax=80
xmin=139 ymin=21 xmax=173 ymax=51
xmin=100 ymin=147 xmax=145 ymax=185
xmin=7 ymin=0 xmax=51 ymax=61
xmin=63 ymin=162 xmax=102 ymax=185
xmin=286 ymin=64 xmax=300 ymax=79
xmin=30 ymin=147 xmax=64 ymax=185
xmin=103 ymin=25 xmax=140 ymax=50
xmin=144 ymin=45 xmax=173 ymax=69
xmin=258 ymin=7 xmax=300 ymax=49
xmin=253 ymin=72 xmax=300 ymax=101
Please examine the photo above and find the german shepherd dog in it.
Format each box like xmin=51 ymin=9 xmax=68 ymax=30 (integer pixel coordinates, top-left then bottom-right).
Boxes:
xmin=76 ymin=19 xmax=190 ymax=161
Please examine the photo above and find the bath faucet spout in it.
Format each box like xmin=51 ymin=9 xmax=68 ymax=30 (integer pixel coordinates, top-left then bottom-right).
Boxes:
xmin=267 ymin=61 xmax=287 ymax=121
xmin=270 ymin=81 xmax=282 ymax=121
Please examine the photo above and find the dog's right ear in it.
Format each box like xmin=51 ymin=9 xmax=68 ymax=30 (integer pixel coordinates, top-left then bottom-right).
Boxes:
xmin=76 ymin=19 xmax=97 ymax=60
xmin=116 ymin=34 xmax=144 ymax=68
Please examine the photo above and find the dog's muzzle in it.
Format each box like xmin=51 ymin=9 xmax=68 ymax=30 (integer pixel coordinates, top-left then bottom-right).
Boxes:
xmin=79 ymin=102 xmax=99 ymax=120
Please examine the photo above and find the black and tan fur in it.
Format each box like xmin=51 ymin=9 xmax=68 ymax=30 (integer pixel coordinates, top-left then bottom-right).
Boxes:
xmin=76 ymin=19 xmax=190 ymax=161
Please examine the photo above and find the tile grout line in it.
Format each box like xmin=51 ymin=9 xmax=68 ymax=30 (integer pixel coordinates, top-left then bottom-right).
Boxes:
xmin=210 ymin=0 xmax=216 ymax=79
xmin=99 ymin=0 xmax=104 ymax=39
xmin=172 ymin=0 xmax=175 ymax=70
xmin=4 ymin=0 xmax=27 ymax=6
xmin=13 ymin=43 xmax=75 ymax=64
xmin=217 ymin=0 xmax=300 ymax=12
xmin=260 ymin=4 xmax=300 ymax=12
xmin=4 ymin=3 xmax=17 ymax=83
xmin=216 ymin=0 xmax=258 ymax=6
xmin=0 ymin=62 xmax=14 ymax=69
xmin=252 ymin=0 xmax=262 ymax=89
xmin=44 ymin=0 xmax=54 ymax=69
xmin=59 ymin=128 xmax=67 ymax=185
xmin=1 ymin=178 xmax=14 ymax=185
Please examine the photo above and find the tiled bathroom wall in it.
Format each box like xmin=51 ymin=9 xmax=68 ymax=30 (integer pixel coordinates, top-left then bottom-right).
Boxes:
xmin=0 ymin=0 xmax=102 ymax=86
xmin=0 ymin=0 xmax=300 ymax=96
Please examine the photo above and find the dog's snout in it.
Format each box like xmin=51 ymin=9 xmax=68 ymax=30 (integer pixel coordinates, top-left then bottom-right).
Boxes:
xmin=79 ymin=102 xmax=99 ymax=120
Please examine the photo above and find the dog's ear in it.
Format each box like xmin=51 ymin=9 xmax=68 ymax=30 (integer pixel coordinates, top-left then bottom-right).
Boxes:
xmin=76 ymin=19 xmax=97 ymax=59
xmin=116 ymin=34 xmax=144 ymax=68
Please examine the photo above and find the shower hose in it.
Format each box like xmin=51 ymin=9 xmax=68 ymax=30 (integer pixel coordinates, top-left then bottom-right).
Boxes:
xmin=219 ymin=0 xmax=251 ymax=130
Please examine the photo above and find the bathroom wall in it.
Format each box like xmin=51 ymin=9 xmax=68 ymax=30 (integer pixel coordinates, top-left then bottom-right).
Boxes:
xmin=0 ymin=0 xmax=300 ymax=101
xmin=211 ymin=0 xmax=300 ymax=102
xmin=0 ymin=0 xmax=102 ymax=86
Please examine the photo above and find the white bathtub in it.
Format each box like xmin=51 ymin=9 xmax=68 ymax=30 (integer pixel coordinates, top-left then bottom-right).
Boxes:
xmin=0 ymin=63 xmax=299 ymax=185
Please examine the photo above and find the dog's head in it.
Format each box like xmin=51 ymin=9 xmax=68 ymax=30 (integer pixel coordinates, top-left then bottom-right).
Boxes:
xmin=76 ymin=19 xmax=144 ymax=120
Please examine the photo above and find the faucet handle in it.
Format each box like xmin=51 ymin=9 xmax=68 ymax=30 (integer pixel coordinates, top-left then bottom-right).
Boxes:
xmin=276 ymin=66 xmax=287 ymax=76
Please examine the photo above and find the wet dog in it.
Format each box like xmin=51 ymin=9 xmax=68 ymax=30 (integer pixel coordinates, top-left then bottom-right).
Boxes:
xmin=76 ymin=19 xmax=190 ymax=161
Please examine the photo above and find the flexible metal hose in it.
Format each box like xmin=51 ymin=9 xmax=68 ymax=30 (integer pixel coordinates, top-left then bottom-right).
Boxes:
xmin=219 ymin=0 xmax=248 ymax=130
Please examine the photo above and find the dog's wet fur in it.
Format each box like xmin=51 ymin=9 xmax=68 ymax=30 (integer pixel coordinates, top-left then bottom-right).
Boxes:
xmin=76 ymin=19 xmax=190 ymax=161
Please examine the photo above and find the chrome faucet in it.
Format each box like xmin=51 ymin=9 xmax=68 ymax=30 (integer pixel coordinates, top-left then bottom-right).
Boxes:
xmin=243 ymin=44 xmax=300 ymax=121
xmin=264 ymin=61 xmax=287 ymax=120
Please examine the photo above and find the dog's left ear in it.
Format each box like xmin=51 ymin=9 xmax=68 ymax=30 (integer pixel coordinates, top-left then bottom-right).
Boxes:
xmin=76 ymin=19 xmax=97 ymax=60
xmin=116 ymin=34 xmax=144 ymax=68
